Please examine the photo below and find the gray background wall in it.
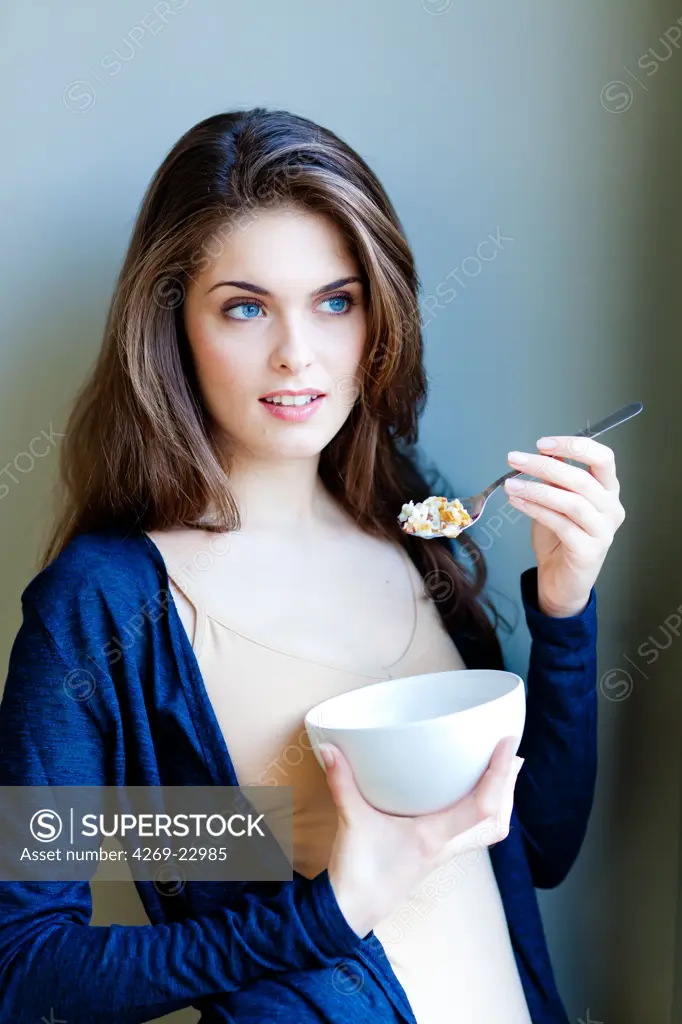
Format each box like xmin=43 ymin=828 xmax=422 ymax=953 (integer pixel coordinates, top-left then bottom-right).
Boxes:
xmin=1 ymin=1 xmax=680 ymax=1021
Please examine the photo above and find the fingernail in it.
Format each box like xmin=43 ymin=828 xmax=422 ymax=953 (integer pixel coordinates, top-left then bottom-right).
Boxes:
xmin=536 ymin=437 xmax=557 ymax=449
xmin=319 ymin=744 xmax=335 ymax=769
xmin=508 ymin=451 xmax=528 ymax=464
xmin=505 ymin=478 xmax=524 ymax=492
xmin=514 ymin=757 xmax=525 ymax=772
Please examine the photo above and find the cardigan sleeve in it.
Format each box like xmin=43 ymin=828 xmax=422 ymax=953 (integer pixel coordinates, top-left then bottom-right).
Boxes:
xmin=0 ymin=596 xmax=366 ymax=1024
xmin=512 ymin=567 xmax=599 ymax=889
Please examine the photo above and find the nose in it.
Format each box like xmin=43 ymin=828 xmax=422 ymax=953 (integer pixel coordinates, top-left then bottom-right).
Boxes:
xmin=268 ymin=317 xmax=314 ymax=374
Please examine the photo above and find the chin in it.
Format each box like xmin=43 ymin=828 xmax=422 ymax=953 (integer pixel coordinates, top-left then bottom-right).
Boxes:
xmin=257 ymin=428 xmax=338 ymax=461
xmin=266 ymin=440 xmax=330 ymax=460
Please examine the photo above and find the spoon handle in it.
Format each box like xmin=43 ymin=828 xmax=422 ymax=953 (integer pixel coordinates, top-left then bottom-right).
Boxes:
xmin=479 ymin=401 xmax=644 ymax=499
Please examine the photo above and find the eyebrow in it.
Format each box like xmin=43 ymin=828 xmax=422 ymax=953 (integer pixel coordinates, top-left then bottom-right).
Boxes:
xmin=205 ymin=276 xmax=363 ymax=298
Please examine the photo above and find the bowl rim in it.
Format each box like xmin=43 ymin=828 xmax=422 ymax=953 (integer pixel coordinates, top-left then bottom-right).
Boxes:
xmin=304 ymin=669 xmax=525 ymax=733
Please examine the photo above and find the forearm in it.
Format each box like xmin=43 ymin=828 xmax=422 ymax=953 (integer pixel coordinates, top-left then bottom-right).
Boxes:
xmin=0 ymin=870 xmax=363 ymax=1023
xmin=513 ymin=567 xmax=598 ymax=887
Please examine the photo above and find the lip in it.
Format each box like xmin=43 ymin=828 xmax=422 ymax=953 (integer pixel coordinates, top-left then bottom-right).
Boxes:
xmin=259 ymin=388 xmax=326 ymax=399
xmin=259 ymin=393 xmax=326 ymax=422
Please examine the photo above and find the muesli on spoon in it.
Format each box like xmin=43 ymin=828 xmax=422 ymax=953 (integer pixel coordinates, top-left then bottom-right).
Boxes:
xmin=398 ymin=495 xmax=473 ymax=539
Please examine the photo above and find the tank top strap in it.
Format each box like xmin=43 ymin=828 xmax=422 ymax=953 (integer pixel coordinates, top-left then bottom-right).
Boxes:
xmin=150 ymin=528 xmax=422 ymax=670
xmin=165 ymin=561 xmax=208 ymax=656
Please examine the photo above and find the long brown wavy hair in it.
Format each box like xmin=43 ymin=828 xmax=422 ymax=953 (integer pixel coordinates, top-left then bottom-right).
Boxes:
xmin=41 ymin=107 xmax=507 ymax=652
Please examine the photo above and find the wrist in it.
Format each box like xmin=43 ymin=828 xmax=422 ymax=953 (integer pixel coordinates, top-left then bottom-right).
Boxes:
xmin=537 ymin=591 xmax=589 ymax=618
xmin=328 ymin=874 xmax=375 ymax=939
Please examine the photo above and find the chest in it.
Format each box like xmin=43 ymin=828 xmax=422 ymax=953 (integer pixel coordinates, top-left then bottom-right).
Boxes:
xmin=150 ymin=528 xmax=432 ymax=674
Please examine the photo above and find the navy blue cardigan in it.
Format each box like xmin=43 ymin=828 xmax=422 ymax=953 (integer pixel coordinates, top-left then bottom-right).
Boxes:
xmin=0 ymin=528 xmax=597 ymax=1023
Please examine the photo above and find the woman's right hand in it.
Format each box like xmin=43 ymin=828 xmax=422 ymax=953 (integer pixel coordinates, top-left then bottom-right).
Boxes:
xmin=322 ymin=735 xmax=524 ymax=938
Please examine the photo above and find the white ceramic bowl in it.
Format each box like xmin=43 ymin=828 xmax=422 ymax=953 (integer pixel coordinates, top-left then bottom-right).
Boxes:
xmin=304 ymin=669 xmax=525 ymax=815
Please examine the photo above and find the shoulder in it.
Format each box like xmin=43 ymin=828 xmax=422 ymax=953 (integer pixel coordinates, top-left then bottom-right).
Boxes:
xmin=20 ymin=527 xmax=166 ymax=644
xmin=25 ymin=527 xmax=158 ymax=597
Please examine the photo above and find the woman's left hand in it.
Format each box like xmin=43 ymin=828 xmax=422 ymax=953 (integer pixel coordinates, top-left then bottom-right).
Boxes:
xmin=504 ymin=435 xmax=626 ymax=618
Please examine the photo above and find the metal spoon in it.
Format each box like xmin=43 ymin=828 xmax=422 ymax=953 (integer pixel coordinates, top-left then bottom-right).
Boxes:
xmin=403 ymin=401 xmax=644 ymax=538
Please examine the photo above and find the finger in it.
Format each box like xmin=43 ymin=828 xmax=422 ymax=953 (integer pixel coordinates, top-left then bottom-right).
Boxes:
xmin=421 ymin=736 xmax=518 ymax=843
xmin=474 ymin=767 xmax=522 ymax=844
xmin=473 ymin=739 xmax=522 ymax=821
xmin=439 ymin=754 xmax=523 ymax=858
xmin=319 ymin=745 xmax=366 ymax=819
xmin=504 ymin=480 xmax=605 ymax=538
xmin=535 ymin=435 xmax=620 ymax=493
xmin=491 ymin=735 xmax=519 ymax=764
xmin=507 ymin=493 xmax=589 ymax=548
xmin=473 ymin=743 xmax=525 ymax=846
xmin=507 ymin=449 xmax=610 ymax=510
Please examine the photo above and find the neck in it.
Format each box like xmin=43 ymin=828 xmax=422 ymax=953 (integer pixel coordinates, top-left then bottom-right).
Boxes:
xmin=225 ymin=454 xmax=337 ymax=532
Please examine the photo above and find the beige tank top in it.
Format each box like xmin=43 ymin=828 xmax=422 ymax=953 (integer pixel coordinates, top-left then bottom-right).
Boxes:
xmin=146 ymin=529 xmax=532 ymax=1024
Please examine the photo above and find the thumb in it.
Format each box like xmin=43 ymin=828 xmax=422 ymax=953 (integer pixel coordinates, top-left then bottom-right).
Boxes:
xmin=319 ymin=744 xmax=366 ymax=817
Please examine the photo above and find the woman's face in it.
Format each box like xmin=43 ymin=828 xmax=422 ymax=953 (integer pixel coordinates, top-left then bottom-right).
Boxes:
xmin=183 ymin=206 xmax=367 ymax=464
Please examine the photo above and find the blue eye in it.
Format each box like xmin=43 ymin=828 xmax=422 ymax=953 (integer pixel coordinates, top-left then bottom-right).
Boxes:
xmin=221 ymin=292 xmax=356 ymax=321
xmin=223 ymin=302 xmax=263 ymax=320
xmin=320 ymin=295 xmax=352 ymax=314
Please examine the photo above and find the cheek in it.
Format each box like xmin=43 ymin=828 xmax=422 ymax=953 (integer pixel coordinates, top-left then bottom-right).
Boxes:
xmin=185 ymin=306 xmax=254 ymax=397
xmin=325 ymin=322 xmax=366 ymax=375
xmin=191 ymin=333 xmax=257 ymax=404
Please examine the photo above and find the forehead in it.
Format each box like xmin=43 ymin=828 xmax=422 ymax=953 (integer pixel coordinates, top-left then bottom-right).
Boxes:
xmin=197 ymin=206 xmax=358 ymax=290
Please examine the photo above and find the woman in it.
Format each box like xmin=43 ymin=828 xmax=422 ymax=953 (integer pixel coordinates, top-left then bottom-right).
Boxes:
xmin=0 ymin=108 xmax=625 ymax=1023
